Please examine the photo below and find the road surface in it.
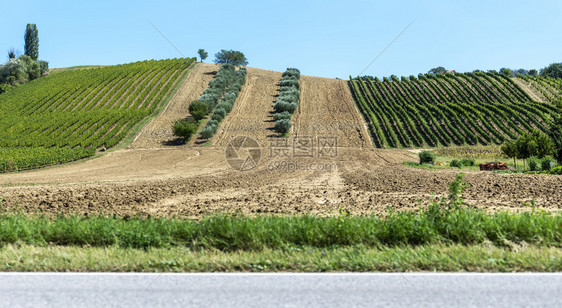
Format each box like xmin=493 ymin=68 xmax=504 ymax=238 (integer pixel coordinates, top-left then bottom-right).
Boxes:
xmin=0 ymin=273 xmax=560 ymax=307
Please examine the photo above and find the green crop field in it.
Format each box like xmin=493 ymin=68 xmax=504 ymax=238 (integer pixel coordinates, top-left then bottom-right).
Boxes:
xmin=0 ymin=57 xmax=195 ymax=172
xmin=350 ymin=72 xmax=558 ymax=148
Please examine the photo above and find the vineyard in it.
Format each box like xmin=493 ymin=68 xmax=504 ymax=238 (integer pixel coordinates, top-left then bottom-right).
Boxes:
xmin=518 ymin=75 xmax=562 ymax=103
xmin=0 ymin=57 xmax=195 ymax=171
xmin=349 ymin=72 xmax=558 ymax=148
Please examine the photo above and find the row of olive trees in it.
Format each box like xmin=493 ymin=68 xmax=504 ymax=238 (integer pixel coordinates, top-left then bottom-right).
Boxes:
xmin=200 ymin=66 xmax=247 ymax=139
xmin=273 ymin=68 xmax=301 ymax=134
xmin=173 ymin=64 xmax=236 ymax=142
xmin=173 ymin=52 xmax=248 ymax=142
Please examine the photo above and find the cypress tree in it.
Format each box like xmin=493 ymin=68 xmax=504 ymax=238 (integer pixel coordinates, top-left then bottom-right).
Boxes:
xmin=24 ymin=24 xmax=39 ymax=60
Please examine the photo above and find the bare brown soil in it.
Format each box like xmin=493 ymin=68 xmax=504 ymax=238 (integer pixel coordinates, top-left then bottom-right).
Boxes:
xmin=293 ymin=76 xmax=370 ymax=148
xmin=0 ymin=66 xmax=560 ymax=218
xmin=212 ymin=67 xmax=282 ymax=147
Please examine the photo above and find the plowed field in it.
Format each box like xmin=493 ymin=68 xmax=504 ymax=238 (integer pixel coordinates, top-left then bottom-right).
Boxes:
xmin=0 ymin=63 xmax=560 ymax=217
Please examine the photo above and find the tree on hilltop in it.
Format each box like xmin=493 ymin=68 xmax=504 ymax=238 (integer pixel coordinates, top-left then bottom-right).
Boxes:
xmin=198 ymin=49 xmax=208 ymax=62
xmin=499 ymin=68 xmax=513 ymax=76
xmin=428 ymin=66 xmax=446 ymax=75
xmin=214 ymin=49 xmax=248 ymax=66
xmin=540 ymin=63 xmax=562 ymax=79
xmin=24 ymin=24 xmax=39 ymax=60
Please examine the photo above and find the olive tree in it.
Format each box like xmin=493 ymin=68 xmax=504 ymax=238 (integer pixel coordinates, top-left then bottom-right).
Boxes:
xmin=197 ymin=49 xmax=208 ymax=62
xmin=214 ymin=49 xmax=248 ymax=66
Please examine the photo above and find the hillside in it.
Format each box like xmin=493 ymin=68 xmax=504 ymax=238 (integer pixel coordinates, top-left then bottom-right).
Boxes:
xmin=1 ymin=65 xmax=560 ymax=218
xmin=350 ymin=72 xmax=558 ymax=148
xmin=516 ymin=75 xmax=562 ymax=103
xmin=0 ymin=58 xmax=195 ymax=171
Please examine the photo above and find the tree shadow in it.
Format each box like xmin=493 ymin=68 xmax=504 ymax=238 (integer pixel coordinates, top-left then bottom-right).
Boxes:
xmin=267 ymin=131 xmax=286 ymax=138
xmin=194 ymin=139 xmax=209 ymax=145
xmin=162 ymin=138 xmax=186 ymax=146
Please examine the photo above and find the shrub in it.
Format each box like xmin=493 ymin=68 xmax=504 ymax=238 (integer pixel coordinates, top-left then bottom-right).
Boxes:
xmin=460 ymin=158 xmax=475 ymax=166
xmin=223 ymin=92 xmax=237 ymax=101
xmin=206 ymin=119 xmax=219 ymax=127
xmin=282 ymin=68 xmax=300 ymax=79
xmin=273 ymin=111 xmax=292 ymax=121
xmin=274 ymin=119 xmax=292 ymax=134
xmin=0 ymin=59 xmax=26 ymax=85
xmin=39 ymin=60 xmax=48 ymax=75
xmin=217 ymin=102 xmax=233 ymax=113
xmin=279 ymin=93 xmax=299 ymax=104
xmin=209 ymin=77 xmax=228 ymax=90
xmin=450 ymin=159 xmax=462 ymax=168
xmin=540 ymin=157 xmax=554 ymax=171
xmin=549 ymin=166 xmax=562 ymax=175
xmin=528 ymin=156 xmax=539 ymax=171
xmin=213 ymin=108 xmax=226 ymax=120
xmin=200 ymin=124 xmax=217 ymax=139
xmin=419 ymin=151 xmax=435 ymax=164
xmin=280 ymin=79 xmax=299 ymax=89
xmin=0 ymin=84 xmax=11 ymax=94
xmin=279 ymin=86 xmax=298 ymax=93
xmin=211 ymin=113 xmax=223 ymax=122
xmin=172 ymin=118 xmax=198 ymax=141
xmin=273 ymin=101 xmax=298 ymax=113
xmin=198 ymin=93 xmax=219 ymax=109
xmin=188 ymin=100 xmax=209 ymax=121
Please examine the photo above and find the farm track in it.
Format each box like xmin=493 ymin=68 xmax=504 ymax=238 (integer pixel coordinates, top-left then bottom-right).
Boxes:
xmin=0 ymin=65 xmax=560 ymax=217
xmin=512 ymin=78 xmax=548 ymax=102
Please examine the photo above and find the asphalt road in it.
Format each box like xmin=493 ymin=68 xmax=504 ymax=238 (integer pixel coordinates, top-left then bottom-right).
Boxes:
xmin=0 ymin=273 xmax=560 ymax=307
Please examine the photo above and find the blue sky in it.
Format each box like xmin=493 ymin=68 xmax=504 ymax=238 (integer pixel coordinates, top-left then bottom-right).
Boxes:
xmin=1 ymin=0 xmax=560 ymax=79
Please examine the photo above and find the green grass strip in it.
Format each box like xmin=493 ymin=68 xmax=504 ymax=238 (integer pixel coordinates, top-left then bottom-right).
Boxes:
xmin=1 ymin=244 xmax=560 ymax=272
xmin=0 ymin=207 xmax=559 ymax=250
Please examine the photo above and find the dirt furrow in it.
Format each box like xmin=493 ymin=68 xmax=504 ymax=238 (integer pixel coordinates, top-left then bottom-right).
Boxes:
xmin=293 ymin=76 xmax=369 ymax=148
xmin=212 ymin=67 xmax=282 ymax=147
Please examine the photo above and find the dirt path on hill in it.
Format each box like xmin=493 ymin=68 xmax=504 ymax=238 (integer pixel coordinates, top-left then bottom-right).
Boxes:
xmin=130 ymin=63 xmax=219 ymax=149
xmin=512 ymin=78 xmax=546 ymax=102
xmin=0 ymin=68 xmax=560 ymax=217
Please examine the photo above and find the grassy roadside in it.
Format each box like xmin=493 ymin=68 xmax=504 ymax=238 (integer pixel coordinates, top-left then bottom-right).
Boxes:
xmin=0 ymin=174 xmax=559 ymax=272
xmin=2 ymin=244 xmax=559 ymax=272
